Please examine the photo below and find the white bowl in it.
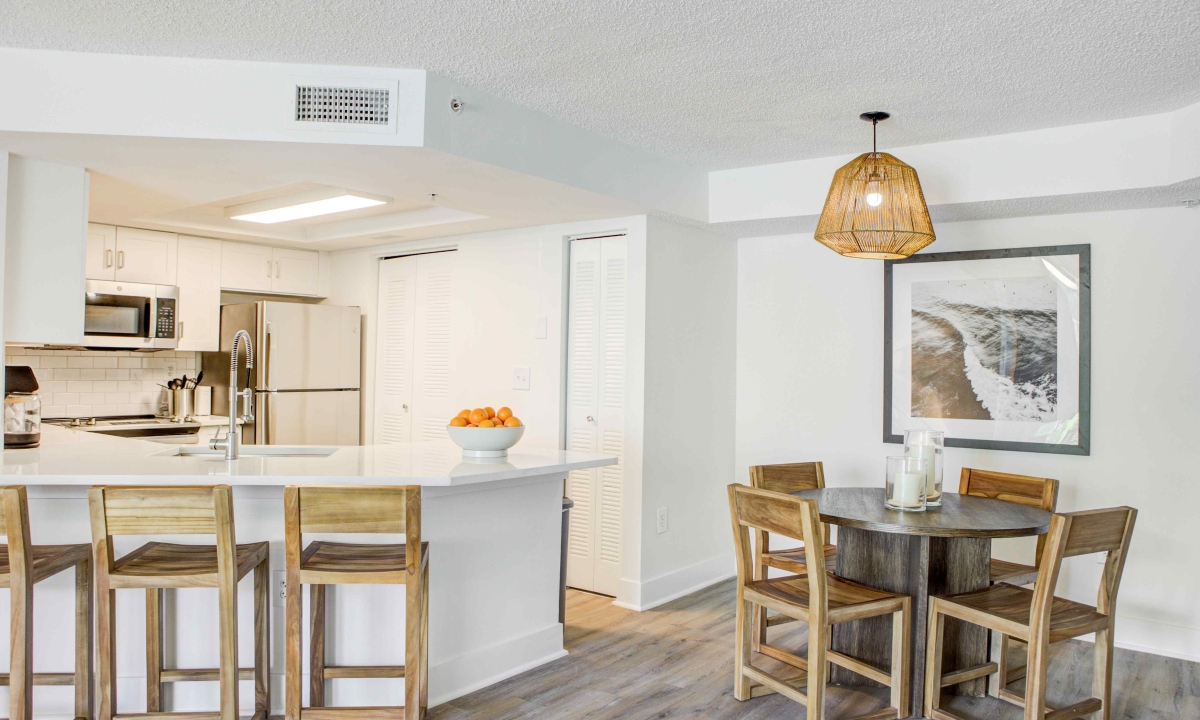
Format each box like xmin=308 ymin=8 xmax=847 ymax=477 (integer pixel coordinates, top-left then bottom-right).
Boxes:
xmin=446 ymin=424 xmax=525 ymax=457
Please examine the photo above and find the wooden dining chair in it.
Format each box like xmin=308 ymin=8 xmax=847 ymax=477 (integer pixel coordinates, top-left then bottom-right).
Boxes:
xmin=89 ymin=485 xmax=271 ymax=720
xmin=0 ymin=486 xmax=93 ymax=720
xmin=924 ymin=506 xmax=1137 ymax=720
xmin=959 ymin=468 xmax=1059 ymax=690
xmin=729 ymin=484 xmax=911 ymax=720
xmin=285 ymin=485 xmax=429 ymax=720
xmin=748 ymin=463 xmax=837 ymax=657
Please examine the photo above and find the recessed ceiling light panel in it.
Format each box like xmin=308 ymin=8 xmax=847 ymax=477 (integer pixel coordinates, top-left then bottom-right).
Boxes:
xmin=226 ymin=187 xmax=391 ymax=224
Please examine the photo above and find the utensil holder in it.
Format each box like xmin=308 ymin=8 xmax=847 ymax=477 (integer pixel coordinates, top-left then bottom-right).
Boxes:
xmin=169 ymin=388 xmax=196 ymax=422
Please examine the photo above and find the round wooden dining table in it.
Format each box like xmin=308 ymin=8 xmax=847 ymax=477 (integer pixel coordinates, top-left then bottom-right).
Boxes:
xmin=792 ymin=487 xmax=1052 ymax=719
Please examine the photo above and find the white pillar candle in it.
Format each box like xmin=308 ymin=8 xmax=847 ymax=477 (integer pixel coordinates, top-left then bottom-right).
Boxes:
xmin=908 ymin=443 xmax=939 ymax=496
xmin=893 ymin=471 xmax=923 ymax=508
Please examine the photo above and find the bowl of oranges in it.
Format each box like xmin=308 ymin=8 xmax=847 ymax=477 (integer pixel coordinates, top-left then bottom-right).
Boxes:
xmin=447 ymin=407 xmax=524 ymax=457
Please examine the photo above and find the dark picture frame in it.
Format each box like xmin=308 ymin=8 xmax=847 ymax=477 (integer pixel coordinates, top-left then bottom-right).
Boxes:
xmin=884 ymin=245 xmax=1091 ymax=455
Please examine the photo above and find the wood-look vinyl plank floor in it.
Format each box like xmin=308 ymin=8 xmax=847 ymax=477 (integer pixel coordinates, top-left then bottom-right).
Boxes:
xmin=428 ymin=579 xmax=1199 ymax=719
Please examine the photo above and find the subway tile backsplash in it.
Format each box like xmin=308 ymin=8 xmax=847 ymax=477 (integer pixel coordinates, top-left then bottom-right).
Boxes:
xmin=5 ymin=347 xmax=199 ymax=419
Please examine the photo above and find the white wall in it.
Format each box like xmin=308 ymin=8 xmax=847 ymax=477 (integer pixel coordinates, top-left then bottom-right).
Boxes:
xmin=736 ymin=206 xmax=1200 ymax=662
xmin=625 ymin=217 xmax=738 ymax=609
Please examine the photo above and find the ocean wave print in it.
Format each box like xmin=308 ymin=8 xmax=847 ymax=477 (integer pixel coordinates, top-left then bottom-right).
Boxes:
xmin=911 ymin=278 xmax=1058 ymax=422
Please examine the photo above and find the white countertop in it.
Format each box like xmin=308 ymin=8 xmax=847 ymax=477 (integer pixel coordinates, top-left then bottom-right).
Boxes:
xmin=2 ymin=425 xmax=617 ymax=487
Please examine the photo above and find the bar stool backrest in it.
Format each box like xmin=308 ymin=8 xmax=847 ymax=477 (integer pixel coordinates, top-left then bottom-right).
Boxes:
xmin=959 ymin=468 xmax=1059 ymax=565
xmin=728 ymin=484 xmax=828 ymax=614
xmin=88 ymin=485 xmax=236 ymax=574
xmin=285 ymin=486 xmax=422 ymax=568
xmin=749 ymin=462 xmax=829 ymax=549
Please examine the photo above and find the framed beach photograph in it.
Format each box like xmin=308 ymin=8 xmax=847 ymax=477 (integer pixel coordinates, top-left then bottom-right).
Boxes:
xmin=884 ymin=245 xmax=1091 ymax=455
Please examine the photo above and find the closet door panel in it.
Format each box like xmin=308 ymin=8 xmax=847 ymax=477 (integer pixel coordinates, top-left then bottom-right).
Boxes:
xmin=373 ymin=257 xmax=417 ymax=444
xmin=593 ymin=237 xmax=627 ymax=596
xmin=565 ymin=239 xmax=601 ymax=591
xmin=410 ymin=252 xmax=457 ymax=444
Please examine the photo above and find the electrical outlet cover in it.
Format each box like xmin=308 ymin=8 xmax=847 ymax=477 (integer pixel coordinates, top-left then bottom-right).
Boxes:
xmin=513 ymin=366 xmax=531 ymax=391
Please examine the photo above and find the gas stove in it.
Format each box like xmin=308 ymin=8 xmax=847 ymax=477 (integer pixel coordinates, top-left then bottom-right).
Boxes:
xmin=45 ymin=415 xmax=202 ymax=439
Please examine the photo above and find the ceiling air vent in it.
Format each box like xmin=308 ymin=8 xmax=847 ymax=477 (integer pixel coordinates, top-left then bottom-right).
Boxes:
xmin=287 ymin=78 xmax=399 ymax=134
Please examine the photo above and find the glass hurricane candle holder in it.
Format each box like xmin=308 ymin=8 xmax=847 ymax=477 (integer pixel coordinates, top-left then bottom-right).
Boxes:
xmin=885 ymin=455 xmax=928 ymax=512
xmin=904 ymin=429 xmax=944 ymax=506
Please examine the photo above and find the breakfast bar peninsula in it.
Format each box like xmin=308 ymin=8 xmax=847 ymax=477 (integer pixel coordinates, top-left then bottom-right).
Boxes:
xmin=2 ymin=426 xmax=617 ymax=717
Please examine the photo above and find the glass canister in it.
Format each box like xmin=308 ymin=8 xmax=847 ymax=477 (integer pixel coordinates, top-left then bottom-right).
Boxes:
xmin=885 ymin=455 xmax=928 ymax=511
xmin=4 ymin=366 xmax=42 ymax=448
xmin=904 ymin=429 xmax=944 ymax=506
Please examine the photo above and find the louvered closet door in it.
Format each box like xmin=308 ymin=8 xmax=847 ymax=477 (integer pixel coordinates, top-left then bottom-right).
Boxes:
xmin=373 ymin=251 xmax=457 ymax=445
xmin=565 ymin=236 xmax=626 ymax=596
xmin=374 ymin=256 xmax=418 ymax=444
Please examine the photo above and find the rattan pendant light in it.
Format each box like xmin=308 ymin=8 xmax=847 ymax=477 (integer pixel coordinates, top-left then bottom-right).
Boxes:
xmin=814 ymin=112 xmax=935 ymax=259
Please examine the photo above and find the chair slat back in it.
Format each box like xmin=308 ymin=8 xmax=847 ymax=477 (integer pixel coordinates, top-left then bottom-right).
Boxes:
xmin=1060 ymin=507 xmax=1135 ymax=558
xmin=749 ymin=462 xmax=830 ymax=548
xmin=297 ymin=486 xmax=413 ymax=534
xmin=96 ymin=486 xmax=219 ymax=535
xmin=960 ymin=468 xmax=1058 ymax=563
xmin=728 ymin=484 xmax=828 ymax=613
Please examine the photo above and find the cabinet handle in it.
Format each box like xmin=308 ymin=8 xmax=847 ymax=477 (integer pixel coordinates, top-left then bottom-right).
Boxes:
xmin=105 ymin=249 xmax=113 ymax=268
xmin=266 ymin=260 xmax=272 ymax=277
xmin=275 ymin=261 xmax=281 ymax=278
xmin=117 ymin=250 xmax=125 ymax=269
xmin=178 ymin=321 xmax=184 ymax=339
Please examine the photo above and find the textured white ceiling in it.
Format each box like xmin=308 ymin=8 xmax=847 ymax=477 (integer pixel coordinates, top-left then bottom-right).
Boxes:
xmin=2 ymin=0 xmax=1197 ymax=170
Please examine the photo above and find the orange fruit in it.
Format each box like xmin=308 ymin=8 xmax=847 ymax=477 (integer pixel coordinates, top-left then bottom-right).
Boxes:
xmin=478 ymin=419 xmax=495 ymax=428
xmin=504 ymin=416 xmax=522 ymax=427
xmin=457 ymin=409 xmax=471 ymax=419
xmin=497 ymin=407 xmax=513 ymax=421
xmin=484 ymin=406 xmax=496 ymax=418
xmin=469 ymin=409 xmax=488 ymax=425
xmin=449 ymin=417 xmax=467 ymax=427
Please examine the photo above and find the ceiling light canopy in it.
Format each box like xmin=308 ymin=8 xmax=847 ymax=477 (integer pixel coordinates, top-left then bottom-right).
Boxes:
xmin=226 ymin=187 xmax=390 ymax=224
xmin=814 ymin=112 xmax=935 ymax=259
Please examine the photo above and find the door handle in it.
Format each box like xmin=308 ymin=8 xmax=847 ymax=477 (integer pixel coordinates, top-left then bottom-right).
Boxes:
xmin=586 ymin=415 xmax=594 ymax=423
xmin=402 ymin=403 xmax=409 ymax=411
xmin=275 ymin=261 xmax=281 ymax=278
xmin=105 ymin=249 xmax=113 ymax=268
xmin=117 ymin=250 xmax=125 ymax=269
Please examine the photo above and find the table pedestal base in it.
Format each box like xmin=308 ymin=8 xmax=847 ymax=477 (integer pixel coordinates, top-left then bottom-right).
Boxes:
xmin=831 ymin=527 xmax=990 ymax=717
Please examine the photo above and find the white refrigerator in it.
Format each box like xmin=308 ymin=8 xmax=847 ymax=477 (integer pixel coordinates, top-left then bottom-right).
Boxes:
xmin=203 ymin=302 xmax=361 ymax=445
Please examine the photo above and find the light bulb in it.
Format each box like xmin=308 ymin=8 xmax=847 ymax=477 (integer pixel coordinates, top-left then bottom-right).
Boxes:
xmin=866 ymin=192 xmax=883 ymax=207
xmin=865 ymin=177 xmax=883 ymax=207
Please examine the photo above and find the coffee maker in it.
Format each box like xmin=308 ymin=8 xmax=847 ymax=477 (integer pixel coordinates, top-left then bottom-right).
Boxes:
xmin=4 ymin=366 xmax=41 ymax=448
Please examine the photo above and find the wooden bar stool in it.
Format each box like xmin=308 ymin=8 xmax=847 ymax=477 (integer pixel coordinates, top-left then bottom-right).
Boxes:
xmin=0 ymin=486 xmax=93 ymax=720
xmin=925 ymin=506 xmax=1136 ymax=720
xmin=284 ymin=485 xmax=429 ymax=720
xmin=89 ymin=485 xmax=270 ymax=720
xmin=729 ymin=484 xmax=911 ymax=719
xmin=959 ymin=468 xmax=1059 ymax=691
xmin=748 ymin=462 xmax=837 ymax=661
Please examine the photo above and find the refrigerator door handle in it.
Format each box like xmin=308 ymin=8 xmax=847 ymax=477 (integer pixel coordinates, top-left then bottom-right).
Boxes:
xmin=264 ymin=321 xmax=273 ymax=391
xmin=261 ymin=390 xmax=273 ymax=445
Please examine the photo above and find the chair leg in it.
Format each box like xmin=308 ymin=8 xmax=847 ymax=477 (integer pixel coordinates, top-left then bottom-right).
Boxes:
xmin=75 ymin=555 xmax=95 ymax=720
xmin=254 ymin=559 xmax=271 ymax=720
xmin=1024 ymin=636 xmax=1051 ymax=720
xmin=752 ymin=602 xmax=766 ymax=652
xmin=146 ymin=588 xmax=163 ymax=713
xmin=989 ymin=630 xmax=1010 ymax=697
xmin=96 ymin=584 xmax=118 ymax=720
xmin=732 ymin=590 xmax=753 ymax=701
xmin=890 ymin=603 xmax=911 ymax=717
xmin=285 ymin=570 xmax=302 ymax=720
xmin=1093 ymin=623 xmax=1114 ymax=720
xmin=806 ymin=622 xmax=827 ymax=720
xmin=924 ymin=600 xmax=946 ymax=717
xmin=9 ymin=552 xmax=34 ymax=720
xmin=310 ymin=584 xmax=327 ymax=708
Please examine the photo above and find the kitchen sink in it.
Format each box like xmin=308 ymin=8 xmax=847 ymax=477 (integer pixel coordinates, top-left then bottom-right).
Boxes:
xmin=154 ymin=446 xmax=340 ymax=458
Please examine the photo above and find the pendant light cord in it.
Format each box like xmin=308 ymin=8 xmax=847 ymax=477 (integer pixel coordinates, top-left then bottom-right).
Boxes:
xmin=873 ymin=118 xmax=878 ymax=153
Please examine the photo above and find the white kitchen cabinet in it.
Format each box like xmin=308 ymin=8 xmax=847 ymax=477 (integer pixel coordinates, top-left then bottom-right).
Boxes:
xmin=114 ymin=227 xmax=177 ymax=285
xmin=221 ymin=241 xmax=274 ymax=292
xmin=270 ymin=247 xmax=320 ymax=296
xmin=176 ymin=236 xmax=223 ymax=351
xmin=86 ymin=223 xmax=117 ymax=280
xmin=565 ymin=235 xmax=627 ymax=597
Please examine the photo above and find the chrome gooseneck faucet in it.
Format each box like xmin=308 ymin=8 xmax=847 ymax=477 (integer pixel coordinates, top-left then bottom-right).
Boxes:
xmin=210 ymin=330 xmax=254 ymax=460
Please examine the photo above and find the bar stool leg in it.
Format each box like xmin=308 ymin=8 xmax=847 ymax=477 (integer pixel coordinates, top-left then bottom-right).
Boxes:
xmin=146 ymin=588 xmax=163 ymax=712
xmin=75 ymin=554 xmax=95 ymax=720
xmin=406 ymin=565 xmax=422 ymax=720
xmin=420 ymin=559 xmax=430 ymax=713
xmin=254 ymin=558 xmax=271 ymax=720
xmin=310 ymin=584 xmax=327 ymax=707
xmin=216 ymin=568 xmax=240 ymax=720
xmin=8 ymin=527 xmax=34 ymax=720
xmin=284 ymin=563 xmax=302 ymax=720
xmin=96 ymin=580 xmax=118 ymax=720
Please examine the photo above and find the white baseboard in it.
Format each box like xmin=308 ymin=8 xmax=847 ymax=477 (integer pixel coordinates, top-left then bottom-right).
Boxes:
xmin=614 ymin=553 xmax=734 ymax=612
xmin=1113 ymin=614 xmax=1200 ymax=663
xmin=428 ymin=622 xmax=568 ymax=706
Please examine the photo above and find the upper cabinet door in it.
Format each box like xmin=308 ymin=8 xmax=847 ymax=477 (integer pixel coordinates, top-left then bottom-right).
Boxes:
xmin=86 ymin=223 xmax=117 ymax=281
xmin=271 ymin=247 xmax=320 ymax=296
xmin=176 ymin=236 xmax=223 ymax=351
xmin=221 ymin=241 xmax=273 ymax=292
xmin=115 ymin=228 xmax=178 ymax=285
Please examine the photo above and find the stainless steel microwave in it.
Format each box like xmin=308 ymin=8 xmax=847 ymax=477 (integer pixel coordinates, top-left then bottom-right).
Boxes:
xmin=84 ymin=280 xmax=179 ymax=350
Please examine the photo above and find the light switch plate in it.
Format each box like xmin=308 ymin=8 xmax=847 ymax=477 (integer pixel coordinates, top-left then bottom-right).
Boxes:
xmin=656 ymin=507 xmax=669 ymax=534
xmin=513 ymin=366 xmax=531 ymax=391
xmin=534 ymin=316 xmax=548 ymax=339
